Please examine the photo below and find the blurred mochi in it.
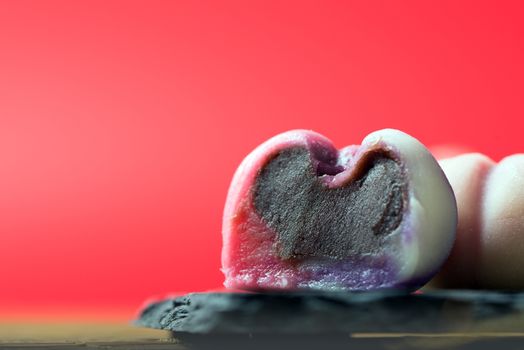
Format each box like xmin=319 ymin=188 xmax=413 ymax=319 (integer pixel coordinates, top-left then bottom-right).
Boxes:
xmin=430 ymin=144 xmax=474 ymax=160
xmin=429 ymin=153 xmax=524 ymax=289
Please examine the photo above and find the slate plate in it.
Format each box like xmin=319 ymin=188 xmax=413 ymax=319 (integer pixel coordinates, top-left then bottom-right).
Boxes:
xmin=135 ymin=290 xmax=524 ymax=335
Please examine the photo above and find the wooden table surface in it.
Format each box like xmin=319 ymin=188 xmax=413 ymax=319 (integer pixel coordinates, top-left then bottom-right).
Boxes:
xmin=0 ymin=322 xmax=181 ymax=349
xmin=2 ymin=323 xmax=524 ymax=349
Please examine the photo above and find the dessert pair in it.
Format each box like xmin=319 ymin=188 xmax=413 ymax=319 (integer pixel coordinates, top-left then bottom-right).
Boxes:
xmin=222 ymin=129 xmax=524 ymax=291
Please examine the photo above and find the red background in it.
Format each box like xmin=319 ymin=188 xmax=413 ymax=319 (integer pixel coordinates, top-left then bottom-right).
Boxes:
xmin=1 ymin=1 xmax=523 ymax=320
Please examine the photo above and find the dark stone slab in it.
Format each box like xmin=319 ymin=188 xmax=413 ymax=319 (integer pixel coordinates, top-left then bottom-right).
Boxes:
xmin=135 ymin=290 xmax=524 ymax=335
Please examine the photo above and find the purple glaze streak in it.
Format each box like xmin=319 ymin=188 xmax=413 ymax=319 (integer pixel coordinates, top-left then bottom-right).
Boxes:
xmin=227 ymin=253 xmax=407 ymax=292
xmin=296 ymin=255 xmax=400 ymax=291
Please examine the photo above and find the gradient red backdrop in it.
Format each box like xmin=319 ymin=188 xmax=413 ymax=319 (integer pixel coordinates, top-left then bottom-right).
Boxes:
xmin=1 ymin=1 xmax=523 ymax=320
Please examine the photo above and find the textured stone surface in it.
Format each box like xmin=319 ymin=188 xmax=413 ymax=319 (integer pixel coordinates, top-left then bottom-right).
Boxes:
xmin=136 ymin=290 xmax=524 ymax=335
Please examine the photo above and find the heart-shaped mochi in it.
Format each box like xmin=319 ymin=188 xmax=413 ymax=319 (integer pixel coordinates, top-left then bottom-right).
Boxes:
xmin=222 ymin=129 xmax=457 ymax=291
